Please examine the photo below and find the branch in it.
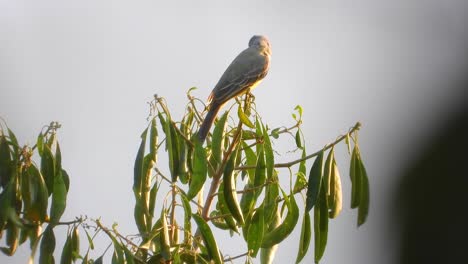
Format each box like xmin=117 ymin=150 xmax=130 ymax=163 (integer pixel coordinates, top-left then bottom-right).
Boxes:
xmin=235 ymin=122 xmax=361 ymax=171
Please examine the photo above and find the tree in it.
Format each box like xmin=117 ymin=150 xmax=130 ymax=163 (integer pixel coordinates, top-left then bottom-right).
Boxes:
xmin=0 ymin=90 xmax=369 ymax=263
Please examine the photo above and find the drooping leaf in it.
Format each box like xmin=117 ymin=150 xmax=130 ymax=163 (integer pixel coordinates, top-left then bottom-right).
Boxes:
xmin=260 ymin=209 xmax=281 ymax=264
xmin=60 ymin=233 xmax=72 ymax=264
xmin=314 ymin=177 xmax=329 ymax=263
xmin=238 ymin=105 xmax=255 ymax=128
xmin=357 ymin=155 xmax=370 ymax=227
xmin=193 ymin=214 xmax=223 ymax=264
xmin=262 ymin=123 xmax=274 ymax=180
xmin=350 ymin=146 xmax=360 ymax=208
xmin=305 ymin=151 xmax=324 ymax=212
xmin=295 ymin=213 xmax=311 ymax=264
xmin=295 ymin=130 xmax=302 ymax=149
xmin=133 ymin=127 xmax=148 ymax=197
xmin=223 ymin=146 xmax=244 ymax=225
xmin=242 ymin=142 xmax=256 ymax=182
xmin=39 ymin=226 xmax=56 ymax=264
xmin=23 ymin=165 xmax=49 ymax=222
xmin=211 ymin=112 xmax=229 ymax=166
xmin=160 ymin=210 xmax=171 ymax=260
xmin=261 ymin=191 xmax=299 ymax=248
xmin=217 ymin=184 xmax=239 ymax=233
xmin=40 ymin=145 xmax=55 ymax=196
xmin=247 ymin=205 xmax=265 ymax=257
xmin=0 ymin=222 xmax=19 ymax=256
xmin=293 ymin=149 xmax=308 ymax=192
xmin=0 ymin=135 xmax=12 ymax=188
xmin=50 ymin=168 xmax=67 ymax=223
xmin=187 ymin=138 xmax=207 ymax=199
xmin=328 ymin=160 xmax=343 ymax=219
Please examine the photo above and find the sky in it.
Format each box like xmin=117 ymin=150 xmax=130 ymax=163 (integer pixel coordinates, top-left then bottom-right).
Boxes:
xmin=1 ymin=1 xmax=468 ymax=263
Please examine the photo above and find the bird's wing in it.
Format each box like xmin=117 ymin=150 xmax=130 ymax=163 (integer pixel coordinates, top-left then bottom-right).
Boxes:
xmin=209 ymin=48 xmax=269 ymax=105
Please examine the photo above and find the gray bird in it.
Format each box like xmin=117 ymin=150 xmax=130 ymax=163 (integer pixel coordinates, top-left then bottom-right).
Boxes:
xmin=198 ymin=35 xmax=271 ymax=142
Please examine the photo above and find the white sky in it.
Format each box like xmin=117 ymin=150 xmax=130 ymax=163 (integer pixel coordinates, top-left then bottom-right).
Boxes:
xmin=1 ymin=1 xmax=468 ymax=263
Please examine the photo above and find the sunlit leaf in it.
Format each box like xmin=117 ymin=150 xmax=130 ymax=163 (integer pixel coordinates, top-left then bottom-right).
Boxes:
xmin=50 ymin=168 xmax=67 ymax=223
xmin=238 ymin=105 xmax=255 ymax=128
xmin=328 ymin=160 xmax=343 ymax=219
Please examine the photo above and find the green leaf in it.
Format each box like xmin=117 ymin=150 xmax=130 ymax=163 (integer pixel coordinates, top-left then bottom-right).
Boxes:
xmin=295 ymin=213 xmax=311 ymax=263
xmin=262 ymin=178 xmax=279 ymax=225
xmin=260 ymin=209 xmax=281 ymax=264
xmin=23 ymin=165 xmax=49 ymax=222
xmin=242 ymin=142 xmax=257 ymax=182
xmin=223 ymin=146 xmax=244 ymax=225
xmin=0 ymin=135 xmax=12 ymax=188
xmin=323 ymin=149 xmax=334 ymax=201
xmin=94 ymin=255 xmax=104 ymax=264
xmin=270 ymin=128 xmax=280 ymax=139
xmin=84 ymin=229 xmax=94 ymax=250
xmin=50 ymin=168 xmax=67 ymax=223
xmin=60 ymin=233 xmax=73 ymax=264
xmin=168 ymin=121 xmax=180 ymax=182
xmin=187 ymin=138 xmax=207 ymax=199
xmin=192 ymin=214 xmax=223 ymax=264
xmin=71 ymin=226 xmax=80 ymax=261
xmin=357 ymin=156 xmax=370 ymax=227
xmin=0 ymin=222 xmax=19 ymax=256
xmin=247 ymin=205 xmax=265 ymax=257
xmin=217 ymin=184 xmax=239 ymax=233
xmin=37 ymin=133 xmax=44 ymax=156
xmin=149 ymin=118 xmax=158 ymax=161
xmin=148 ymin=182 xmax=159 ymax=218
xmin=262 ymin=123 xmax=274 ymax=180
xmin=211 ymin=112 xmax=228 ymax=166
xmin=294 ymin=149 xmax=308 ymax=192
xmin=305 ymin=151 xmax=324 ymax=212
xmin=40 ymin=145 xmax=55 ymax=196
xmin=123 ymin=245 xmax=135 ymax=264
xmin=314 ymin=177 xmax=329 ymax=263
xmin=261 ymin=191 xmax=299 ymax=248
xmin=160 ymin=210 xmax=171 ymax=260
xmin=254 ymin=148 xmax=266 ymax=198
xmin=39 ymin=226 xmax=56 ymax=264
xmin=295 ymin=130 xmax=302 ymax=149
xmin=238 ymin=105 xmax=255 ymax=128
xmin=133 ymin=127 xmax=148 ymax=196
xmin=179 ymin=193 xmax=192 ymax=244
xmin=350 ymin=146 xmax=360 ymax=208
xmin=7 ymin=128 xmax=19 ymax=158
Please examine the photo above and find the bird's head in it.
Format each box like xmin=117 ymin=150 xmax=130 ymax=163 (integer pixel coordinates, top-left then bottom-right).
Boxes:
xmin=249 ymin=35 xmax=271 ymax=55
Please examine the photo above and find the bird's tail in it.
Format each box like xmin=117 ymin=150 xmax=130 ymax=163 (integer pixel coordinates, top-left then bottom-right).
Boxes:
xmin=198 ymin=102 xmax=221 ymax=143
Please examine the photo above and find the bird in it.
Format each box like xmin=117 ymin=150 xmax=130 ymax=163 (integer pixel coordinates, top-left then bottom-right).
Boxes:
xmin=198 ymin=35 xmax=271 ymax=143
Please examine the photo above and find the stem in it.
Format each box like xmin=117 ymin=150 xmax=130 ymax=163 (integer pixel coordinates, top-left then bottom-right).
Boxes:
xmin=224 ymin=252 xmax=250 ymax=262
xmin=235 ymin=122 xmax=361 ymax=171
xmin=201 ymin=119 xmax=243 ymax=220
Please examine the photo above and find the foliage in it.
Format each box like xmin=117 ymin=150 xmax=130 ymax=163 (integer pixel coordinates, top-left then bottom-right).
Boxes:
xmin=0 ymin=90 xmax=369 ymax=263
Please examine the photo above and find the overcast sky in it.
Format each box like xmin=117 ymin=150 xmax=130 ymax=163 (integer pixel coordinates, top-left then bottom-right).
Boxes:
xmin=1 ymin=1 xmax=468 ymax=263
